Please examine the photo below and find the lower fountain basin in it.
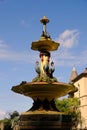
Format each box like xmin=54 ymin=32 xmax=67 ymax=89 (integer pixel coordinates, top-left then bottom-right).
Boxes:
xmin=12 ymin=82 xmax=76 ymax=130
xmin=11 ymin=81 xmax=77 ymax=101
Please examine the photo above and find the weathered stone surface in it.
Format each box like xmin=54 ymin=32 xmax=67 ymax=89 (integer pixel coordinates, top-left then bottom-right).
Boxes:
xmin=19 ymin=113 xmax=72 ymax=130
xmin=11 ymin=82 xmax=77 ymax=100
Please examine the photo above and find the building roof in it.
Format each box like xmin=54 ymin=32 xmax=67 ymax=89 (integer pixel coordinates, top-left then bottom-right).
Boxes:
xmin=69 ymin=66 xmax=78 ymax=83
xmin=72 ymin=68 xmax=87 ymax=83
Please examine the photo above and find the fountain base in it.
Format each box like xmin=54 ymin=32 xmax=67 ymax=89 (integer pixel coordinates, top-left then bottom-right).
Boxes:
xmin=19 ymin=111 xmax=72 ymax=130
xmin=11 ymin=81 xmax=77 ymax=130
xmin=12 ymin=81 xmax=77 ymax=130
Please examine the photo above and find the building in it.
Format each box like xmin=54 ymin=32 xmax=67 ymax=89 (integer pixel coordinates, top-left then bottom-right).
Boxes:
xmin=69 ymin=67 xmax=87 ymax=129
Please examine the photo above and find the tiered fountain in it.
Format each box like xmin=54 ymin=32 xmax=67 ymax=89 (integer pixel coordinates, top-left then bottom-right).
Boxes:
xmin=11 ymin=16 xmax=77 ymax=130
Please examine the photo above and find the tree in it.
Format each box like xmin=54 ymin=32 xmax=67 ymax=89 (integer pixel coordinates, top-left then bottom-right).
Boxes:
xmin=0 ymin=111 xmax=20 ymax=130
xmin=55 ymin=97 xmax=81 ymax=128
xmin=8 ymin=111 xmax=19 ymax=119
xmin=1 ymin=118 xmax=12 ymax=130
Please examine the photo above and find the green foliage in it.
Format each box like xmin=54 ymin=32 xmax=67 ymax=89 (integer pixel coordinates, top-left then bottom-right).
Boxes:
xmin=32 ymin=74 xmax=57 ymax=83
xmin=1 ymin=118 xmax=12 ymax=130
xmin=55 ymin=97 xmax=81 ymax=127
xmin=8 ymin=111 xmax=19 ymax=119
xmin=0 ymin=111 xmax=20 ymax=130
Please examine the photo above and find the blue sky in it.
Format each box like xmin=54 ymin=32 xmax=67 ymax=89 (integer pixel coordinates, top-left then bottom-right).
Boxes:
xmin=0 ymin=0 xmax=87 ymax=119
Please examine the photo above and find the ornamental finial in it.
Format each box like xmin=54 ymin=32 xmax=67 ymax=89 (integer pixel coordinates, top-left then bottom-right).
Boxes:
xmin=40 ymin=16 xmax=49 ymax=34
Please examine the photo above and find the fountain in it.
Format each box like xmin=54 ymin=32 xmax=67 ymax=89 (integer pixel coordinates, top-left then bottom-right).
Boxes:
xmin=11 ymin=16 xmax=77 ymax=130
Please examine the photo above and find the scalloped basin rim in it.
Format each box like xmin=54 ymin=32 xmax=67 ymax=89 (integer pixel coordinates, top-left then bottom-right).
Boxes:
xmin=26 ymin=81 xmax=70 ymax=85
xmin=11 ymin=81 xmax=77 ymax=99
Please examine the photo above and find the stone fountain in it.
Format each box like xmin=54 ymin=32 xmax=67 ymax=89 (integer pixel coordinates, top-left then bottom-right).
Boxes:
xmin=11 ymin=16 xmax=77 ymax=130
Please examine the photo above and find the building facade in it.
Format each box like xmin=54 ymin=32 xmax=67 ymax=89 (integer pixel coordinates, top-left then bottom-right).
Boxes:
xmin=69 ymin=67 xmax=87 ymax=129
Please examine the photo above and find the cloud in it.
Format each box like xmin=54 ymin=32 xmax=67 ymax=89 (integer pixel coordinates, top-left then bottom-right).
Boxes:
xmin=0 ymin=39 xmax=38 ymax=63
xmin=52 ymin=48 xmax=87 ymax=67
xmin=2 ymin=28 xmax=79 ymax=63
xmin=20 ymin=19 xmax=30 ymax=28
xmin=51 ymin=28 xmax=86 ymax=67
xmin=56 ymin=29 xmax=79 ymax=48
xmin=20 ymin=17 xmax=36 ymax=29
xmin=74 ymin=50 xmax=87 ymax=66
xmin=0 ymin=40 xmax=8 ymax=48
xmin=0 ymin=29 xmax=86 ymax=68
xmin=0 ymin=110 xmax=5 ymax=120
xmin=0 ymin=49 xmax=37 ymax=63
xmin=51 ymin=29 xmax=87 ymax=67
